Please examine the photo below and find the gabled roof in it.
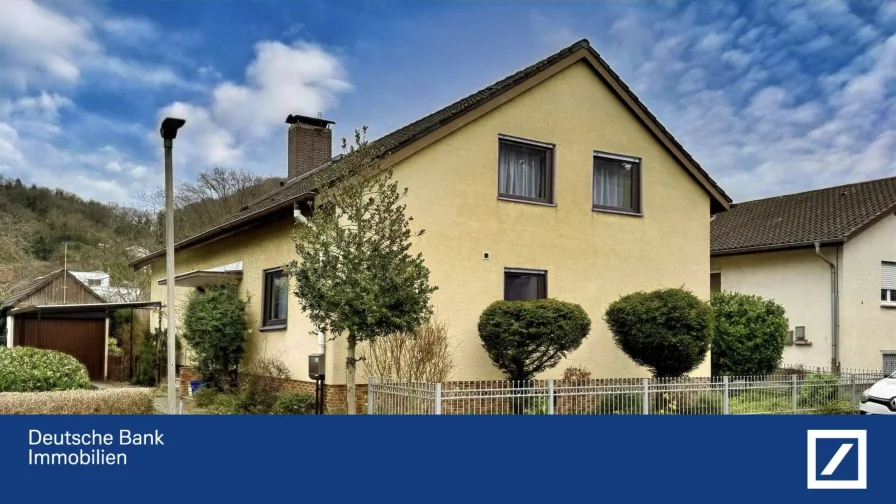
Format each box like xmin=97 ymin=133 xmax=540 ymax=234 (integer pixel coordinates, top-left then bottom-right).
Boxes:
xmin=1 ymin=269 xmax=106 ymax=310
xmin=711 ymin=176 xmax=896 ymax=255
xmin=132 ymin=38 xmax=730 ymax=269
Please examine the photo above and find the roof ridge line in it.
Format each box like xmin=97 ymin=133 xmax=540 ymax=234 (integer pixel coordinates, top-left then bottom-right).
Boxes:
xmin=734 ymin=175 xmax=896 ymax=206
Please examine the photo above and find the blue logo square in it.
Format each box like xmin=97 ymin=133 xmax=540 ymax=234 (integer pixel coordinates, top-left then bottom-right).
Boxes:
xmin=815 ymin=438 xmax=860 ymax=481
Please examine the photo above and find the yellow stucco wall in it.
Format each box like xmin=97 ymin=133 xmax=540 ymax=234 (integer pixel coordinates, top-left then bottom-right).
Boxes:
xmin=149 ymin=218 xmax=340 ymax=383
xmin=840 ymin=214 xmax=896 ymax=370
xmin=711 ymin=248 xmax=839 ymax=369
xmin=150 ymin=60 xmax=715 ymax=383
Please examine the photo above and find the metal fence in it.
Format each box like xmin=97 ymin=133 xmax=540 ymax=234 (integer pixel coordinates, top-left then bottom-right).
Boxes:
xmin=368 ymin=367 xmax=886 ymax=415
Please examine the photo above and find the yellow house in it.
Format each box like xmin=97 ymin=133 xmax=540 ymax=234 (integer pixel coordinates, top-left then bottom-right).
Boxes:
xmin=132 ymin=39 xmax=730 ymax=398
xmin=711 ymin=176 xmax=896 ymax=373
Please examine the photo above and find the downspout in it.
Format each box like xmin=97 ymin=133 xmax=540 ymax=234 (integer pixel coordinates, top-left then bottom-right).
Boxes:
xmin=814 ymin=242 xmax=839 ymax=372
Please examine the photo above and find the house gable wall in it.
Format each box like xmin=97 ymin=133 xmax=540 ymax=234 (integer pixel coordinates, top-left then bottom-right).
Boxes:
xmin=840 ymin=213 xmax=896 ymax=370
xmin=150 ymin=60 xmax=715 ymax=383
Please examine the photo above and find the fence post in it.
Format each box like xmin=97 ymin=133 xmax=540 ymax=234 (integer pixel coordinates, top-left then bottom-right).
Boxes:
xmin=547 ymin=379 xmax=555 ymax=415
xmin=434 ymin=383 xmax=442 ymax=415
xmin=642 ymin=378 xmax=649 ymax=415
xmin=792 ymin=375 xmax=798 ymax=413
xmin=367 ymin=377 xmax=374 ymax=415
xmin=851 ymin=373 xmax=857 ymax=410
xmin=723 ymin=376 xmax=729 ymax=415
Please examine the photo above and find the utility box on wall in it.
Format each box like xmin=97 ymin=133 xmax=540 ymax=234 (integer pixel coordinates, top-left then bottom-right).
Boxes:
xmin=308 ymin=353 xmax=325 ymax=380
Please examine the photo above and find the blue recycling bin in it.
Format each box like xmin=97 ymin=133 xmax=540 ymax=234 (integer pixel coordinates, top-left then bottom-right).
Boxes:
xmin=190 ymin=380 xmax=204 ymax=397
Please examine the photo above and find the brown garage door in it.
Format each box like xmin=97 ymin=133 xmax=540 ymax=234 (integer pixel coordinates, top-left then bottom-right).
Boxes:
xmin=14 ymin=317 xmax=105 ymax=380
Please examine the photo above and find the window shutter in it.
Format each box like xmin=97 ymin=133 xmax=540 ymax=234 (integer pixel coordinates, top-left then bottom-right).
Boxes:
xmin=883 ymin=262 xmax=896 ymax=289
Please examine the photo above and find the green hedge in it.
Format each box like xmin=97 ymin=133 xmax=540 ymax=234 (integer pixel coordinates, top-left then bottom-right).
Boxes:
xmin=0 ymin=347 xmax=91 ymax=392
xmin=711 ymin=291 xmax=788 ymax=376
xmin=0 ymin=388 xmax=154 ymax=414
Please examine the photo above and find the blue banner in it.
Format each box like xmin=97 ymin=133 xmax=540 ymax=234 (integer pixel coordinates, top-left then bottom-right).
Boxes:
xmin=0 ymin=415 xmax=890 ymax=502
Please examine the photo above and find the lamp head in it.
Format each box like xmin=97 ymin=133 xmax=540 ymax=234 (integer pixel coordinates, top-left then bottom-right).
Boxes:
xmin=160 ymin=117 xmax=186 ymax=140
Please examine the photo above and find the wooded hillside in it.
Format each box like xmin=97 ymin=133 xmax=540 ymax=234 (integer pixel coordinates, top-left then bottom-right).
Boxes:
xmin=0 ymin=168 xmax=283 ymax=298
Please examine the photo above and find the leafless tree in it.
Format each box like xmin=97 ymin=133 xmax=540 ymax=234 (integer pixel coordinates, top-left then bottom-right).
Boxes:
xmin=362 ymin=317 xmax=455 ymax=383
xmin=135 ymin=167 xmax=283 ymax=243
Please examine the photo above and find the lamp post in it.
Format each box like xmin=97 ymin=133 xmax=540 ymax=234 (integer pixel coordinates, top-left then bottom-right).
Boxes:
xmin=160 ymin=117 xmax=186 ymax=414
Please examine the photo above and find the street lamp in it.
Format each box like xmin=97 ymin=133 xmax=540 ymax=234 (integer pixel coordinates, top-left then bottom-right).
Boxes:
xmin=160 ymin=117 xmax=185 ymax=415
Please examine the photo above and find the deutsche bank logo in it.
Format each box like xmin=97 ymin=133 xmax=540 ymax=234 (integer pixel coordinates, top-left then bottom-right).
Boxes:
xmin=807 ymin=430 xmax=867 ymax=490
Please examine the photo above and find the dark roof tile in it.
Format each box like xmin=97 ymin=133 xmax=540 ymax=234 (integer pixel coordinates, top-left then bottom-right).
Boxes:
xmin=711 ymin=176 xmax=896 ymax=254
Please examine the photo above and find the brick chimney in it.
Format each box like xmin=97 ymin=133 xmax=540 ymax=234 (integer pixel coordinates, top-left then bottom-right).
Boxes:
xmin=286 ymin=114 xmax=334 ymax=179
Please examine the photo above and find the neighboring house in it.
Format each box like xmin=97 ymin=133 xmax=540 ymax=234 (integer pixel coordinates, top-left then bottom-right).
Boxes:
xmin=1 ymin=269 xmax=110 ymax=379
xmin=711 ymin=177 xmax=896 ymax=373
xmin=132 ymin=39 xmax=730 ymax=395
xmin=71 ymin=271 xmax=141 ymax=302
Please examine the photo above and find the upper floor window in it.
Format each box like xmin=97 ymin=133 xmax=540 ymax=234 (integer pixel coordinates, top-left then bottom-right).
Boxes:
xmin=882 ymin=262 xmax=896 ymax=303
xmin=504 ymin=268 xmax=547 ymax=301
xmin=593 ymin=152 xmax=641 ymax=214
xmin=498 ymin=136 xmax=553 ymax=204
xmin=262 ymin=267 xmax=288 ymax=330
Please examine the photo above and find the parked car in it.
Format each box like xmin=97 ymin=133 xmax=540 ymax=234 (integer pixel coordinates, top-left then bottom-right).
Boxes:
xmin=860 ymin=372 xmax=896 ymax=414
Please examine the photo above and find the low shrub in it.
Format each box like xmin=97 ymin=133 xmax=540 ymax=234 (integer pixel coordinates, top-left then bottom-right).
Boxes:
xmin=0 ymin=347 xmax=91 ymax=392
xmin=271 ymin=392 xmax=316 ymax=415
xmin=562 ymin=365 xmax=592 ymax=381
xmin=193 ymin=387 xmax=220 ymax=408
xmin=237 ymin=357 xmax=291 ymax=414
xmin=0 ymin=388 xmax=154 ymax=414
xmin=599 ymin=392 xmax=643 ymax=415
xmin=819 ymin=399 xmax=854 ymax=415
xmin=207 ymin=393 xmax=242 ymax=415
xmin=799 ymin=373 xmax=839 ymax=409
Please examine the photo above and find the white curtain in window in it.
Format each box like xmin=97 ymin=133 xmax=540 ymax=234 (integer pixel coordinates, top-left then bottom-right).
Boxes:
xmin=499 ymin=143 xmax=546 ymax=199
xmin=593 ymin=157 xmax=633 ymax=209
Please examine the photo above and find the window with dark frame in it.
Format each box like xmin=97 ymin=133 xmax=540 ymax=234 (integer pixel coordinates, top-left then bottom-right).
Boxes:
xmin=498 ymin=137 xmax=553 ymax=204
xmin=593 ymin=153 xmax=641 ymax=213
xmin=262 ymin=268 xmax=288 ymax=329
xmin=504 ymin=269 xmax=547 ymax=301
xmin=882 ymin=262 xmax=896 ymax=303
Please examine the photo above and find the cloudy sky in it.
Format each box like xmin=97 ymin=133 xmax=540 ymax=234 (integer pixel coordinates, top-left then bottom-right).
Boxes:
xmin=0 ymin=0 xmax=894 ymax=204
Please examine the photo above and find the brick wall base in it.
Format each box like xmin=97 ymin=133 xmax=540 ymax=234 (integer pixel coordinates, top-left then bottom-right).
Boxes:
xmin=177 ymin=366 xmax=368 ymax=414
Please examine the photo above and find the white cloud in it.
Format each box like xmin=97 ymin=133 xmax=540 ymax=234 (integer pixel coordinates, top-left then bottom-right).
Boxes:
xmin=578 ymin=0 xmax=896 ymax=200
xmin=3 ymin=92 xmax=73 ymax=120
xmin=0 ymin=123 xmax=24 ymax=170
xmin=0 ymin=0 xmax=187 ymax=91
xmin=157 ymin=40 xmax=351 ymax=171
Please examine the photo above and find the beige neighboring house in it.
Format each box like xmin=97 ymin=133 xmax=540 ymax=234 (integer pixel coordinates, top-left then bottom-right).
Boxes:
xmin=132 ymin=39 xmax=730 ymax=398
xmin=711 ymin=177 xmax=896 ymax=373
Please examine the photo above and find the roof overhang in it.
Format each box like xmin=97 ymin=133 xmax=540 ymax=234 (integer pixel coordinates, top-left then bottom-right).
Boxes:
xmin=8 ymin=301 xmax=162 ymax=316
xmin=711 ymin=239 xmax=845 ymax=257
xmin=130 ymin=194 xmax=312 ymax=270
xmin=157 ymin=261 xmax=244 ymax=287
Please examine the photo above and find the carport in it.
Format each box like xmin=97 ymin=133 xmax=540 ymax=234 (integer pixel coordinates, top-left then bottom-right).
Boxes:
xmin=5 ymin=301 xmax=162 ymax=381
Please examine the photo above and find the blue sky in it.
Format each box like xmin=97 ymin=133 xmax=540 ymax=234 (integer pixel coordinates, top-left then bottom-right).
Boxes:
xmin=0 ymin=0 xmax=894 ymax=205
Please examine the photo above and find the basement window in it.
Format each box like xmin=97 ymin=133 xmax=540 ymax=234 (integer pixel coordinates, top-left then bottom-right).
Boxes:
xmin=261 ymin=268 xmax=288 ymax=330
xmin=504 ymin=268 xmax=547 ymax=301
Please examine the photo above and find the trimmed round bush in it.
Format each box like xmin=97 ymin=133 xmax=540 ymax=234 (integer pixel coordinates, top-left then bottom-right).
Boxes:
xmin=0 ymin=347 xmax=91 ymax=392
xmin=604 ymin=287 xmax=713 ymax=378
xmin=478 ymin=298 xmax=591 ymax=381
xmin=711 ymin=291 xmax=788 ymax=376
